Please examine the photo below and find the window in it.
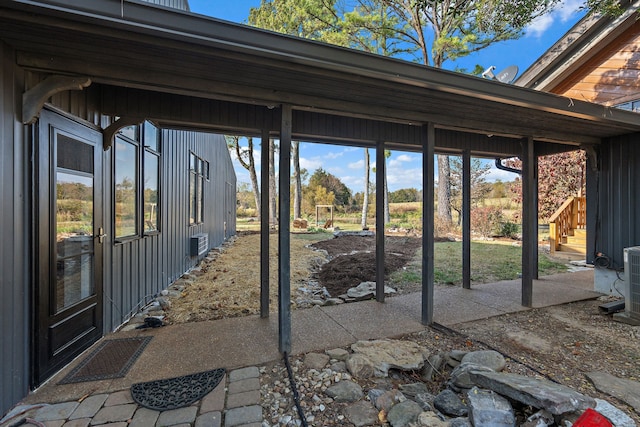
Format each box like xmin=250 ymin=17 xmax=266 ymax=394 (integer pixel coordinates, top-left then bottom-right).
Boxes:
xmin=616 ymin=99 xmax=640 ymax=113
xmin=114 ymin=121 xmax=161 ymax=239
xmin=189 ymin=153 xmax=209 ymax=225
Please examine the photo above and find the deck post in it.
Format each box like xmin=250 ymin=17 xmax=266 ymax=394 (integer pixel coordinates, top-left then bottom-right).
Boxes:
xmin=422 ymin=124 xmax=435 ymax=324
xmin=260 ymin=128 xmax=270 ymax=318
xmin=278 ymin=105 xmax=292 ymax=353
xmin=521 ymin=137 xmax=537 ymax=307
xmin=376 ymin=140 xmax=386 ymax=302
xmin=462 ymin=149 xmax=471 ymax=289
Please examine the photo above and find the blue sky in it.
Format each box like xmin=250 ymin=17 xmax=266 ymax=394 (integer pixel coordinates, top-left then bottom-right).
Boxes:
xmin=188 ymin=0 xmax=586 ymax=193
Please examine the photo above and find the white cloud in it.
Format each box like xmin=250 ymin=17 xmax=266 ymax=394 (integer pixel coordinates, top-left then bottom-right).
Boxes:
xmin=324 ymin=151 xmax=344 ymax=160
xmin=486 ymin=166 xmax=520 ymax=182
xmin=525 ymin=0 xmax=582 ymax=38
xmin=348 ymin=159 xmax=365 ymax=170
xmin=300 ymin=157 xmax=323 ymax=171
xmin=526 ymin=13 xmax=555 ymax=38
xmin=389 ymin=154 xmax=419 ymax=168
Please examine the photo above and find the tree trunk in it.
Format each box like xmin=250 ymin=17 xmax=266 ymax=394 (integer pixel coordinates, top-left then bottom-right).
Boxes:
xmin=269 ymin=138 xmax=277 ymax=224
xmin=361 ymin=148 xmax=370 ymax=229
xmin=437 ymin=154 xmax=452 ymax=223
xmin=248 ymin=151 xmax=261 ymax=219
xmin=384 ymin=168 xmax=390 ymax=224
xmin=292 ymin=141 xmax=302 ymax=219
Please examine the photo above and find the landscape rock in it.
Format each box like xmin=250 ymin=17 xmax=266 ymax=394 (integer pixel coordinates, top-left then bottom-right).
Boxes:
xmin=413 ymin=393 xmax=436 ymax=411
xmin=343 ymin=400 xmax=379 ymax=427
xmin=467 ymin=387 xmax=516 ymax=427
xmin=399 ymin=382 xmax=430 ymax=398
xmin=326 ymin=348 xmax=349 ymax=361
xmin=594 ymin=398 xmax=636 ymax=427
xmin=330 ymin=361 xmax=347 ymax=373
xmin=470 ymin=371 xmax=596 ymax=415
xmin=325 ymin=380 xmax=364 ymax=403
xmin=416 ymin=411 xmax=449 ymax=427
xmin=450 ymin=417 xmax=473 ymax=427
xmin=587 ymin=371 xmax=640 ymax=413
xmin=346 ymin=353 xmax=375 ymax=379
xmin=350 ymin=339 xmax=427 ymax=377
xmin=461 ymin=350 xmax=506 ymax=372
xmin=387 ymin=400 xmax=423 ymax=427
xmin=433 ymin=389 xmax=468 ymax=417
xmin=346 ymin=282 xmax=397 ymax=300
xmin=304 ymin=352 xmax=330 ymax=370
xmin=521 ymin=409 xmax=554 ymax=427
xmin=449 ymin=362 xmax=494 ymax=391
xmin=371 ymin=389 xmax=406 ymax=412
xmin=422 ymin=353 xmax=445 ymax=382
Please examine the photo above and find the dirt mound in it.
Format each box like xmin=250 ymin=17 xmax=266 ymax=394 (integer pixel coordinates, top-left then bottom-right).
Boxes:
xmin=311 ymin=235 xmax=422 ymax=296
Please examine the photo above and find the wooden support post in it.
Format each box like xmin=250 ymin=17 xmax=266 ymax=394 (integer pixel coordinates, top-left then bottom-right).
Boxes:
xmin=462 ymin=150 xmax=471 ymax=289
xmin=521 ymin=137 xmax=536 ymax=307
xmin=278 ymin=105 xmax=292 ymax=353
xmin=422 ymin=124 xmax=435 ymax=325
xmin=260 ymin=128 xmax=270 ymax=318
xmin=376 ymin=140 xmax=386 ymax=303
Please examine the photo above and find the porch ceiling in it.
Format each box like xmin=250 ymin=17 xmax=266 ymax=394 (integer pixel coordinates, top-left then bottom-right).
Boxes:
xmin=2 ymin=0 xmax=640 ymax=148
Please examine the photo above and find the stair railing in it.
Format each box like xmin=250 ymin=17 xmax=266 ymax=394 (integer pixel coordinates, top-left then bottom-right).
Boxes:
xmin=548 ymin=196 xmax=586 ymax=253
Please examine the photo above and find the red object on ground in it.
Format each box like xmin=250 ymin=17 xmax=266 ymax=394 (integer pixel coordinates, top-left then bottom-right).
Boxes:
xmin=573 ymin=408 xmax=613 ymax=427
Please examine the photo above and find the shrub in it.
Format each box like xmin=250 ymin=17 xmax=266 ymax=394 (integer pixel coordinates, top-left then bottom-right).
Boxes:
xmin=498 ymin=221 xmax=520 ymax=239
xmin=471 ymin=206 xmax=504 ymax=238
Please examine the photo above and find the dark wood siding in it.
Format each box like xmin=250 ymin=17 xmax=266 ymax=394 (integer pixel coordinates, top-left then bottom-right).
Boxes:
xmin=106 ymin=130 xmax=235 ymax=331
xmin=592 ymin=133 xmax=640 ymax=268
xmin=0 ymin=41 xmax=29 ymax=417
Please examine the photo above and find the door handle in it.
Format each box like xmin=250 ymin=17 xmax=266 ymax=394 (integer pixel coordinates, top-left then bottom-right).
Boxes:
xmin=95 ymin=227 xmax=107 ymax=244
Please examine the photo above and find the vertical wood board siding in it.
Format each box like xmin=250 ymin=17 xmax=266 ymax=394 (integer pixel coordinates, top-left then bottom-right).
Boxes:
xmin=595 ymin=134 xmax=640 ymax=268
xmin=0 ymin=41 xmax=29 ymax=417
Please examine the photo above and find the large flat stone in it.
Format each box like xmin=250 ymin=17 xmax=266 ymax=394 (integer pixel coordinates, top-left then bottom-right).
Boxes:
xmin=351 ymin=339 xmax=426 ymax=377
xmin=587 ymin=371 xmax=640 ymax=413
xmin=469 ymin=371 xmax=595 ymax=415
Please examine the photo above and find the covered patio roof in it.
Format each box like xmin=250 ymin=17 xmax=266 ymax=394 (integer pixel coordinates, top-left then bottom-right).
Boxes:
xmin=2 ymin=0 xmax=640 ymax=147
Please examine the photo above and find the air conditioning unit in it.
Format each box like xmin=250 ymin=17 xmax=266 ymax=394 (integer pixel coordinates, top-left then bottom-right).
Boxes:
xmin=190 ymin=233 xmax=209 ymax=257
xmin=623 ymin=246 xmax=640 ymax=320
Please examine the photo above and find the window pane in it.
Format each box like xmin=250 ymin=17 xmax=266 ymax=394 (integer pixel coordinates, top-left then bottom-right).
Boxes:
xmin=189 ymin=171 xmax=196 ymax=225
xmin=57 ymin=134 xmax=93 ymax=173
xmin=197 ymin=175 xmax=204 ymax=223
xmin=119 ymin=124 xmax=138 ymax=141
xmin=190 ymin=153 xmax=196 ymax=171
xmin=56 ymin=171 xmax=94 ymax=312
xmin=115 ymin=138 xmax=138 ymax=238
xmin=143 ymin=121 xmax=159 ymax=152
xmin=205 ymin=161 xmax=210 ymax=180
xmin=144 ymin=151 xmax=159 ymax=232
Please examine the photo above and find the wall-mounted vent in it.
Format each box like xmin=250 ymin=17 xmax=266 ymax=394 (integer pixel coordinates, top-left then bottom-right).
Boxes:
xmin=190 ymin=233 xmax=208 ymax=257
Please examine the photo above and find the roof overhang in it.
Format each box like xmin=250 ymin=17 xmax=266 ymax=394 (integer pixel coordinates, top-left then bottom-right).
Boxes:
xmin=2 ymin=0 xmax=640 ymax=147
xmin=516 ymin=0 xmax=640 ymax=92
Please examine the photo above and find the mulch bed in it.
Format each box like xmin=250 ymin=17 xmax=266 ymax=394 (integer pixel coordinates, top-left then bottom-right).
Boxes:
xmin=310 ymin=235 xmax=422 ymax=296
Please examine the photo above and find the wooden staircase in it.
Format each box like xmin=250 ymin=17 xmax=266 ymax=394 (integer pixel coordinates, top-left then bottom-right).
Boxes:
xmin=549 ymin=196 xmax=586 ymax=255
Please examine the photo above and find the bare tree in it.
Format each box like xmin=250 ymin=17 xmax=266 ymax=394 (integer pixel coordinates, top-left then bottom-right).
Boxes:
xmin=226 ymin=136 xmax=260 ymax=219
xmin=361 ymin=148 xmax=370 ymax=229
xmin=292 ymin=141 xmax=302 ymax=219
xmin=269 ymin=138 xmax=277 ymax=224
